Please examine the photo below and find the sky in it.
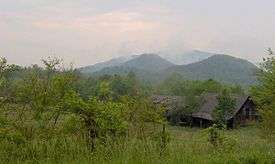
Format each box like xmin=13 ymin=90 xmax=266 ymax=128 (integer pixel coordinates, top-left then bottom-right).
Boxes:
xmin=1 ymin=0 xmax=275 ymax=67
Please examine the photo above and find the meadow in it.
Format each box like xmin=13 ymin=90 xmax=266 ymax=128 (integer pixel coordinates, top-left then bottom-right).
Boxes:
xmin=1 ymin=125 xmax=274 ymax=164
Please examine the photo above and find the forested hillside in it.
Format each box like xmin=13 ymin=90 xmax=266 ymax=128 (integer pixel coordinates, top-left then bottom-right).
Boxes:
xmin=164 ymin=55 xmax=258 ymax=85
xmin=81 ymin=53 xmax=258 ymax=86
xmin=81 ymin=53 xmax=174 ymax=74
xmin=78 ymin=56 xmax=136 ymax=74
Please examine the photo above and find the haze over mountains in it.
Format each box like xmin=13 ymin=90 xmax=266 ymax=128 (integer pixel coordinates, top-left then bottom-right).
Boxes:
xmin=164 ymin=50 xmax=214 ymax=65
xmin=79 ymin=50 xmax=258 ymax=86
xmin=80 ymin=50 xmax=213 ymax=73
xmin=79 ymin=56 xmax=136 ymax=74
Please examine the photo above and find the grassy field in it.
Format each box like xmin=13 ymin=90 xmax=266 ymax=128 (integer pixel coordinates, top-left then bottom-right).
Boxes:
xmin=1 ymin=125 xmax=274 ymax=164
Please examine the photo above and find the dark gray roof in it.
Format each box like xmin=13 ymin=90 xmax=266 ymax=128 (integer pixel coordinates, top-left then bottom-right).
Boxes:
xmin=152 ymin=93 xmax=249 ymax=121
xmin=191 ymin=93 xmax=248 ymax=120
xmin=152 ymin=95 xmax=185 ymax=112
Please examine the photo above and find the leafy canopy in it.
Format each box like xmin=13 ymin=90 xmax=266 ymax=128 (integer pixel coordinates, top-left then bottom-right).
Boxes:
xmin=213 ymin=89 xmax=236 ymax=126
xmin=251 ymin=48 xmax=275 ymax=138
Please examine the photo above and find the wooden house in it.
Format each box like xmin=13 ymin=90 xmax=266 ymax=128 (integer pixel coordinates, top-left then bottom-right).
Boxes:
xmin=152 ymin=93 xmax=258 ymax=128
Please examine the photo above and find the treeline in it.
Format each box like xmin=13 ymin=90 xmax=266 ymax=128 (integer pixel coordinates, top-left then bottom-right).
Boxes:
xmin=154 ymin=73 xmax=244 ymax=96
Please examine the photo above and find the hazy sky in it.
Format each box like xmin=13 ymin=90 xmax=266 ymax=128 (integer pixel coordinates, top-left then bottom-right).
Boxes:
xmin=1 ymin=0 xmax=275 ymax=67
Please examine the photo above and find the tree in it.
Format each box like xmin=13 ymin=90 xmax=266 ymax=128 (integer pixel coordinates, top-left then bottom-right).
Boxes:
xmin=110 ymin=75 xmax=129 ymax=99
xmin=203 ymin=79 xmax=223 ymax=93
xmin=0 ymin=57 xmax=10 ymax=97
xmin=14 ymin=57 xmax=77 ymax=129
xmin=213 ymin=89 xmax=236 ymax=127
xmin=96 ymin=81 xmax=112 ymax=101
xmin=41 ymin=57 xmax=62 ymax=73
xmin=121 ymin=96 xmax=165 ymax=139
xmin=0 ymin=57 xmax=20 ymax=103
xmin=125 ymin=72 xmax=138 ymax=95
xmin=251 ymin=48 xmax=275 ymax=139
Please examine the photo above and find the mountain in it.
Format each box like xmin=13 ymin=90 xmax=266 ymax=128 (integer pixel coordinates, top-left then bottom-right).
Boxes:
xmin=79 ymin=56 xmax=136 ymax=74
xmin=79 ymin=50 xmax=215 ymax=74
xmin=164 ymin=50 xmax=214 ymax=65
xmin=163 ymin=55 xmax=258 ymax=85
xmin=122 ymin=53 xmax=174 ymax=71
xmin=90 ymin=54 xmax=174 ymax=82
xmin=82 ymin=53 xmax=174 ymax=75
xmin=80 ymin=53 xmax=258 ymax=86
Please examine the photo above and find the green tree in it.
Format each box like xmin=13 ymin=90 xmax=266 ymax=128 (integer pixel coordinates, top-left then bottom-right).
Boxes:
xmin=111 ymin=75 xmax=129 ymax=99
xmin=121 ymin=96 xmax=165 ymax=139
xmin=0 ymin=57 xmax=10 ymax=101
xmin=96 ymin=81 xmax=112 ymax=101
xmin=126 ymin=71 xmax=139 ymax=96
xmin=251 ymin=48 xmax=275 ymax=139
xmin=213 ymin=89 xmax=236 ymax=127
xmin=202 ymin=79 xmax=223 ymax=93
xmin=14 ymin=57 xmax=77 ymax=132
xmin=0 ymin=57 xmax=20 ymax=104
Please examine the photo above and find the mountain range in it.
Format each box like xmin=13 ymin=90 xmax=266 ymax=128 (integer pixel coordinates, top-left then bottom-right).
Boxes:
xmin=79 ymin=51 xmax=258 ymax=86
xmin=79 ymin=50 xmax=212 ymax=74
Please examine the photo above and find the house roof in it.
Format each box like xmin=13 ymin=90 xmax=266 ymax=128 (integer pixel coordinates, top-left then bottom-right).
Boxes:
xmin=152 ymin=93 xmax=249 ymax=121
xmin=191 ymin=93 xmax=248 ymax=121
xmin=152 ymin=95 xmax=185 ymax=113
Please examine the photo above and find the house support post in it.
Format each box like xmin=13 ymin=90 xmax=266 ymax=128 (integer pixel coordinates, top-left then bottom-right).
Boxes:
xmin=200 ymin=119 xmax=203 ymax=128
xmin=232 ymin=117 xmax=236 ymax=129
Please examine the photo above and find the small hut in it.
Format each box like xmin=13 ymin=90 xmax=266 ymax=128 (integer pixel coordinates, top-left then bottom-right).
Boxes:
xmin=152 ymin=93 xmax=258 ymax=128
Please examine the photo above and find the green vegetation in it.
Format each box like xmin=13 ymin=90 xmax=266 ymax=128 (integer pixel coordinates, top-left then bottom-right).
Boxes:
xmin=1 ymin=126 xmax=274 ymax=163
xmin=213 ymin=89 xmax=237 ymax=127
xmin=0 ymin=57 xmax=166 ymax=163
xmin=0 ymin=52 xmax=274 ymax=163
xmin=153 ymin=73 xmax=244 ymax=126
xmin=251 ymin=48 xmax=275 ymax=140
xmin=154 ymin=73 xmax=244 ymax=96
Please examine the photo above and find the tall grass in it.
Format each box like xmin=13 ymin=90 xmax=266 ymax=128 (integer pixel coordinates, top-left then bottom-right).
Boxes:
xmin=1 ymin=126 xmax=274 ymax=164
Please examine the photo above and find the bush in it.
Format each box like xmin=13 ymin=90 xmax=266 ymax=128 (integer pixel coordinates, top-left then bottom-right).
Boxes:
xmin=207 ymin=124 xmax=237 ymax=152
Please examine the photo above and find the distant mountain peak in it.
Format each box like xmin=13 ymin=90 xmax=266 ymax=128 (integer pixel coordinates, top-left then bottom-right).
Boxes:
xmin=135 ymin=53 xmax=166 ymax=59
xmin=79 ymin=53 xmax=174 ymax=74
xmin=164 ymin=54 xmax=258 ymax=85
xmin=122 ymin=53 xmax=174 ymax=72
xmin=163 ymin=50 xmax=215 ymax=65
xmin=139 ymin=53 xmax=158 ymax=56
xmin=197 ymin=54 xmax=257 ymax=67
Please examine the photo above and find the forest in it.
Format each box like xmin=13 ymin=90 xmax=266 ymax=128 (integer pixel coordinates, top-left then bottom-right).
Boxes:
xmin=0 ymin=50 xmax=275 ymax=163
